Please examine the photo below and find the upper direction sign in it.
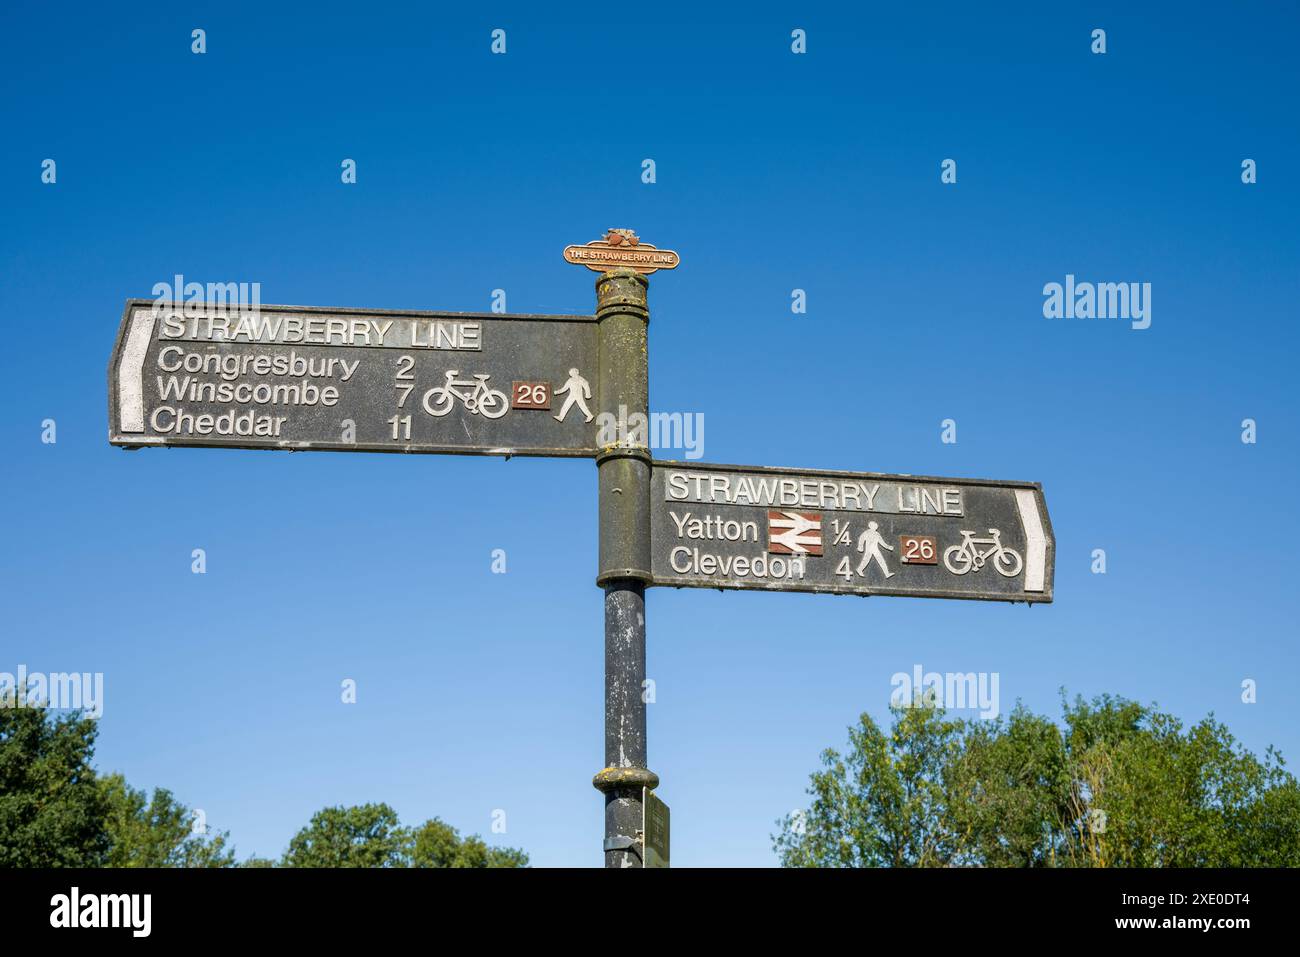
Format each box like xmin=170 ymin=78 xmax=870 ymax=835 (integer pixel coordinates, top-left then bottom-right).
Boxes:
xmin=108 ymin=301 xmax=601 ymax=457
xmin=563 ymin=228 xmax=680 ymax=275
xmin=649 ymin=461 xmax=1054 ymax=603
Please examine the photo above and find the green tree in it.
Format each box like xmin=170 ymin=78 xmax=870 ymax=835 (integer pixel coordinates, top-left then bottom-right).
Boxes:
xmin=100 ymin=773 xmax=235 ymax=867
xmin=280 ymin=806 xmax=529 ymax=868
xmin=280 ymin=803 xmax=410 ymax=868
xmin=409 ymin=817 xmax=529 ymax=868
xmin=773 ymin=701 xmax=971 ymax=867
xmin=0 ymin=702 xmax=108 ymax=867
xmin=2 ymin=702 xmax=532 ymax=869
xmin=946 ymin=704 xmax=1071 ymax=867
xmin=774 ymin=693 xmax=1300 ymax=868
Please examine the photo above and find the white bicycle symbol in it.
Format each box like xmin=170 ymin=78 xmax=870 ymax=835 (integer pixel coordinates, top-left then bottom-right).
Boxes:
xmin=943 ymin=528 xmax=1023 ymax=578
xmin=422 ymin=370 xmax=509 ymax=419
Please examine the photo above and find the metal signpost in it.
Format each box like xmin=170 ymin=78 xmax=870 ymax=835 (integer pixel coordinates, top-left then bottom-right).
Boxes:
xmin=107 ymin=228 xmax=1053 ymax=868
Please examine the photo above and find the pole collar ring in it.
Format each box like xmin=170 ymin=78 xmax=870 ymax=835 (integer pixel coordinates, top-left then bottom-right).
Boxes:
xmin=592 ymin=766 xmax=660 ymax=793
xmin=596 ymin=446 xmax=653 ymax=465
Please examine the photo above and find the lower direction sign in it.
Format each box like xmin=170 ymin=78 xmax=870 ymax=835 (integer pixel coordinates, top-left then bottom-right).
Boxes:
xmin=642 ymin=788 xmax=670 ymax=869
xmin=108 ymin=301 xmax=600 ymax=456
xmin=650 ymin=461 xmax=1054 ymax=603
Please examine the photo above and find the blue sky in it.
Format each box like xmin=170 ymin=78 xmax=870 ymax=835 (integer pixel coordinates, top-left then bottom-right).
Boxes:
xmin=2 ymin=2 xmax=1297 ymax=866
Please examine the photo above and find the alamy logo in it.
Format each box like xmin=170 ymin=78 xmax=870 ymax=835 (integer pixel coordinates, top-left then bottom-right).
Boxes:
xmin=596 ymin=404 xmax=705 ymax=459
xmin=890 ymin=663 xmax=1000 ymax=719
xmin=151 ymin=273 xmax=262 ymax=318
xmin=49 ymin=887 xmax=151 ymax=937
xmin=1042 ymin=274 xmax=1151 ymax=330
xmin=0 ymin=666 xmax=104 ymax=718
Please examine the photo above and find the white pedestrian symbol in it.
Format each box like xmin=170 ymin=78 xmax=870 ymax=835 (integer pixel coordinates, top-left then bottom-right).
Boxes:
xmin=553 ymin=368 xmax=593 ymax=422
xmin=856 ymin=521 xmax=895 ymax=579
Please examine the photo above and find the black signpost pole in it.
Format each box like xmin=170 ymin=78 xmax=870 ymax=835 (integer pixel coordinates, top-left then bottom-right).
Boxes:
xmin=592 ymin=268 xmax=657 ymax=868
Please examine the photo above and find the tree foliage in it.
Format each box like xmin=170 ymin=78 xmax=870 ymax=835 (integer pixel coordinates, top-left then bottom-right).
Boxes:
xmin=100 ymin=773 xmax=236 ymax=868
xmin=281 ymin=803 xmax=410 ymax=868
xmin=774 ymin=693 xmax=1300 ymax=867
xmin=280 ymin=804 xmax=529 ymax=868
xmin=409 ymin=817 xmax=530 ymax=868
xmin=0 ymin=703 xmax=108 ymax=867
xmin=1 ymin=702 xmax=528 ymax=868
